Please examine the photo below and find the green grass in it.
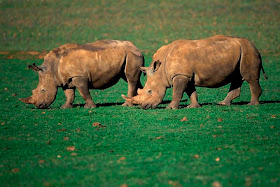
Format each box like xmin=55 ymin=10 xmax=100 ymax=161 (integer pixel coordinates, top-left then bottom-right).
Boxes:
xmin=0 ymin=0 xmax=279 ymax=186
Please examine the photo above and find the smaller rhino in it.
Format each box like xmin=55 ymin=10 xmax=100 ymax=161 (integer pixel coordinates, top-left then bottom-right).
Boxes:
xmin=20 ymin=40 xmax=144 ymax=109
xmin=122 ymin=35 xmax=267 ymax=109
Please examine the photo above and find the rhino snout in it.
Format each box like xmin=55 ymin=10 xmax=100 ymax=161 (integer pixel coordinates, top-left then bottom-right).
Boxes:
xmin=36 ymin=103 xmax=49 ymax=109
xmin=141 ymin=102 xmax=158 ymax=109
xmin=141 ymin=103 xmax=152 ymax=110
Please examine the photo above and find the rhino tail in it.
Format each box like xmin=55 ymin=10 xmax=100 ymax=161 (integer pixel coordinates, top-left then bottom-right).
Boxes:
xmin=259 ymin=54 xmax=268 ymax=80
xmin=261 ymin=63 xmax=268 ymax=80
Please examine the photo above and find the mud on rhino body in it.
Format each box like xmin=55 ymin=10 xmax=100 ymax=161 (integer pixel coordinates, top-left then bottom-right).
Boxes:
xmin=123 ymin=35 xmax=267 ymax=109
xmin=20 ymin=40 xmax=144 ymax=109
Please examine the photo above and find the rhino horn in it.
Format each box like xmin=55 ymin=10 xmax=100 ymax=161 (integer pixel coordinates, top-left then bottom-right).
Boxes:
xmin=121 ymin=94 xmax=140 ymax=104
xmin=19 ymin=96 xmax=34 ymax=104
xmin=121 ymin=94 xmax=131 ymax=101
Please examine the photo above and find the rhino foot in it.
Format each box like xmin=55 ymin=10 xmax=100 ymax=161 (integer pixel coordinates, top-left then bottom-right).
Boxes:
xmin=166 ymin=102 xmax=179 ymax=109
xmin=84 ymin=103 xmax=97 ymax=108
xmin=187 ymin=103 xmax=201 ymax=108
xmin=218 ymin=101 xmax=231 ymax=106
xmin=248 ymin=101 xmax=260 ymax=106
xmin=61 ymin=104 xmax=73 ymax=109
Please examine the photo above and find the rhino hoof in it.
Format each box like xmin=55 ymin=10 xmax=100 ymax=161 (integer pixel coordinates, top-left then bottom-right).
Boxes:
xmin=61 ymin=104 xmax=73 ymax=109
xmin=218 ymin=101 xmax=231 ymax=106
xmin=84 ymin=103 xmax=97 ymax=108
xmin=187 ymin=104 xmax=201 ymax=108
xmin=248 ymin=101 xmax=260 ymax=106
xmin=166 ymin=104 xmax=179 ymax=109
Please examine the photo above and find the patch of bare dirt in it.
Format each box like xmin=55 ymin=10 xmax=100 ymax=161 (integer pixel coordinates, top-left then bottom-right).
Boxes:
xmin=0 ymin=51 xmax=48 ymax=60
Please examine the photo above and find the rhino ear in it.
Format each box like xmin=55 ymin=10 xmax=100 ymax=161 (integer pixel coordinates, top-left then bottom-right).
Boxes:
xmin=152 ymin=60 xmax=162 ymax=72
xmin=140 ymin=67 xmax=148 ymax=76
xmin=28 ymin=63 xmax=46 ymax=72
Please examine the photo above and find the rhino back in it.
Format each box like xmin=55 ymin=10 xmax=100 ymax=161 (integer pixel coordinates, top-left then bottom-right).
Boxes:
xmin=87 ymin=40 xmax=143 ymax=57
xmin=148 ymin=41 xmax=187 ymax=87
xmin=58 ymin=47 xmax=126 ymax=88
xmin=165 ymin=36 xmax=242 ymax=87
xmin=42 ymin=43 xmax=80 ymax=74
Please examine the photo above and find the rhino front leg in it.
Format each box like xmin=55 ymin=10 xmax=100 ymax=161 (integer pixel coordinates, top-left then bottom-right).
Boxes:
xmin=218 ymin=78 xmax=243 ymax=105
xmin=166 ymin=75 xmax=189 ymax=109
xmin=186 ymin=84 xmax=201 ymax=108
xmin=61 ymin=88 xmax=75 ymax=108
xmin=72 ymin=77 xmax=96 ymax=108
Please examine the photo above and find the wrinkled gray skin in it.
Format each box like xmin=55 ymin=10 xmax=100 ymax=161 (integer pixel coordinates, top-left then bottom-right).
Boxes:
xmin=20 ymin=40 xmax=144 ymax=109
xmin=123 ymin=35 xmax=267 ymax=109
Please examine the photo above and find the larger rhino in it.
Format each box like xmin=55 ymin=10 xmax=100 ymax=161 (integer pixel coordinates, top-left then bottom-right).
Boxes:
xmin=122 ymin=35 xmax=267 ymax=109
xmin=20 ymin=40 xmax=144 ymax=109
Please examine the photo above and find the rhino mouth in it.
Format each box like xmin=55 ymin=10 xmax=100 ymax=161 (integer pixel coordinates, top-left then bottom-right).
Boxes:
xmin=141 ymin=103 xmax=158 ymax=109
xmin=36 ymin=103 xmax=49 ymax=109
xmin=141 ymin=103 xmax=150 ymax=110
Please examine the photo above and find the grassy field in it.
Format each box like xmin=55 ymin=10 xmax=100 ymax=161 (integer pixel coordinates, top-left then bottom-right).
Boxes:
xmin=1 ymin=0 xmax=279 ymax=186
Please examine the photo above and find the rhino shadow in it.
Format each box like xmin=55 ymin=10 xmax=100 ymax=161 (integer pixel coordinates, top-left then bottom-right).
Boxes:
xmin=46 ymin=100 xmax=279 ymax=109
xmin=156 ymin=100 xmax=280 ymax=109
xmin=46 ymin=102 xmax=123 ymax=109
xmin=72 ymin=102 xmax=124 ymax=108
xmin=231 ymin=100 xmax=280 ymax=105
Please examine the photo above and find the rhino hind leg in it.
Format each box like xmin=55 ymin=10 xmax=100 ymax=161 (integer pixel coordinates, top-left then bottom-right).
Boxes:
xmin=61 ymin=88 xmax=75 ymax=108
xmin=218 ymin=77 xmax=244 ymax=105
xmin=122 ymin=52 xmax=144 ymax=106
xmin=71 ymin=77 xmax=96 ymax=108
xmin=238 ymin=45 xmax=263 ymax=105
xmin=247 ymin=80 xmax=262 ymax=105
xmin=166 ymin=75 xmax=190 ymax=109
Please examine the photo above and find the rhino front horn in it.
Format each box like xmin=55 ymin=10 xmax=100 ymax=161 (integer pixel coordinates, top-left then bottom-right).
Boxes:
xmin=121 ymin=94 xmax=140 ymax=105
xmin=121 ymin=94 xmax=133 ymax=102
xmin=19 ymin=97 xmax=34 ymax=104
xmin=121 ymin=94 xmax=129 ymax=100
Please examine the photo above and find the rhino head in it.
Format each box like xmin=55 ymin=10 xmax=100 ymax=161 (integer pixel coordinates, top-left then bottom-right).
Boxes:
xmin=20 ymin=63 xmax=58 ymax=109
xmin=122 ymin=60 xmax=167 ymax=109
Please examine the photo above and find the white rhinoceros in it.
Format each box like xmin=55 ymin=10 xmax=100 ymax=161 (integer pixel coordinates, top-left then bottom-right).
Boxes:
xmin=21 ymin=40 xmax=144 ymax=109
xmin=123 ymin=35 xmax=267 ymax=109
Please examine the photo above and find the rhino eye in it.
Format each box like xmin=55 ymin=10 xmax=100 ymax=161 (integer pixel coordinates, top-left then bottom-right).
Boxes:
xmin=147 ymin=89 xmax=152 ymax=95
xmin=41 ymin=88 xmax=46 ymax=93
